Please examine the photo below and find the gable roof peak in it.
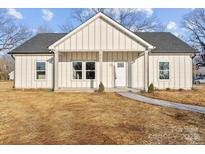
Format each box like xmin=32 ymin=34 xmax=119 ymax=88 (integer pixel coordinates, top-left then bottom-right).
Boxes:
xmin=48 ymin=12 xmax=155 ymax=50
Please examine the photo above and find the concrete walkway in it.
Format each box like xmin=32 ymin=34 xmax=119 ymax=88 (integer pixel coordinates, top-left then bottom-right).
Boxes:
xmin=117 ymin=92 xmax=205 ymax=114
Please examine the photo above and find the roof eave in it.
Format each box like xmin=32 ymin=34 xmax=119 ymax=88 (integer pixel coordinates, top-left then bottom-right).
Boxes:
xmin=151 ymin=50 xmax=197 ymax=53
xmin=8 ymin=51 xmax=52 ymax=55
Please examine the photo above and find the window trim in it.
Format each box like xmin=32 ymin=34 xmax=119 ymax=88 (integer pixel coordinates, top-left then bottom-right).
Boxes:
xmin=35 ymin=60 xmax=47 ymax=80
xmin=85 ymin=61 xmax=96 ymax=80
xmin=158 ymin=61 xmax=170 ymax=81
xmin=72 ymin=61 xmax=83 ymax=80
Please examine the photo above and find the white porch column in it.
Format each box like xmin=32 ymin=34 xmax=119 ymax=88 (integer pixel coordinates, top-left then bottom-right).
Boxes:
xmin=144 ymin=50 xmax=149 ymax=92
xmin=99 ymin=50 xmax=103 ymax=83
xmin=54 ymin=50 xmax=59 ymax=90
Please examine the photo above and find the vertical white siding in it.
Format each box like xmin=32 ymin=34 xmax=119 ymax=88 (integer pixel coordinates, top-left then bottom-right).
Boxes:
xmin=14 ymin=55 xmax=53 ymax=89
xmin=149 ymin=54 xmax=192 ymax=90
xmin=58 ymin=52 xmax=98 ymax=88
xmin=131 ymin=54 xmax=144 ymax=89
xmin=58 ymin=52 xmax=143 ymax=89
xmin=14 ymin=52 xmax=193 ymax=90
xmin=54 ymin=18 xmax=146 ymax=51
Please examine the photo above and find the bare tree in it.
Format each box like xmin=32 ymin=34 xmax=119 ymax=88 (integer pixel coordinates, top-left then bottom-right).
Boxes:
xmin=0 ymin=55 xmax=14 ymax=80
xmin=60 ymin=23 xmax=74 ymax=33
xmin=0 ymin=9 xmax=31 ymax=53
xmin=61 ymin=8 xmax=164 ymax=33
xmin=0 ymin=9 xmax=31 ymax=80
xmin=36 ymin=24 xmax=54 ymax=33
xmin=182 ymin=9 xmax=205 ymax=67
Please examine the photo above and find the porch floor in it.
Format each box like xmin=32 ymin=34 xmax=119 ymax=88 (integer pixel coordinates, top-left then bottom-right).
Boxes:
xmin=55 ymin=87 xmax=140 ymax=93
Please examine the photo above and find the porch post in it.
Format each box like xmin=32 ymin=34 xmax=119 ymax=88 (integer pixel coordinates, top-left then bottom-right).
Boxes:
xmin=54 ymin=50 xmax=59 ymax=91
xmin=99 ymin=50 xmax=103 ymax=83
xmin=144 ymin=50 xmax=149 ymax=92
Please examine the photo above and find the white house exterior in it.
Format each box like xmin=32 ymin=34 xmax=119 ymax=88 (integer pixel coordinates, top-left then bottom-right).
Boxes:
xmin=9 ymin=13 xmax=195 ymax=91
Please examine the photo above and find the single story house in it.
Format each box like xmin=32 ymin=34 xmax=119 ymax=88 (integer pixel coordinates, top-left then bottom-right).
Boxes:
xmin=8 ymin=13 xmax=195 ymax=91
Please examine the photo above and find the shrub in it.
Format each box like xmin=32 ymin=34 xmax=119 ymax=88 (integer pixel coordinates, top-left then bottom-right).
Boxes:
xmin=148 ymin=83 xmax=154 ymax=93
xmin=98 ymin=82 xmax=105 ymax=92
xmin=166 ymin=88 xmax=170 ymax=91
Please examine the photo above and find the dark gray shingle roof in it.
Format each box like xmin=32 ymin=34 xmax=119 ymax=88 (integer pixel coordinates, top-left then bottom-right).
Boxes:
xmin=8 ymin=33 xmax=67 ymax=54
xmin=136 ymin=32 xmax=195 ymax=53
xmin=9 ymin=32 xmax=195 ymax=54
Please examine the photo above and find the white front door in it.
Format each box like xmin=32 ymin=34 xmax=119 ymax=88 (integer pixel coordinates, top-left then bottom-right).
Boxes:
xmin=115 ymin=62 xmax=126 ymax=87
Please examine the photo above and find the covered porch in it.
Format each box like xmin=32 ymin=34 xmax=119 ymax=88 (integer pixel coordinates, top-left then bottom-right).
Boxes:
xmin=53 ymin=50 xmax=149 ymax=91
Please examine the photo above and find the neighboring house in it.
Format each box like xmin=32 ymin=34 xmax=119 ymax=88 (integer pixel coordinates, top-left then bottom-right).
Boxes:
xmin=8 ymin=13 xmax=195 ymax=91
xmin=195 ymin=66 xmax=205 ymax=77
xmin=8 ymin=71 xmax=14 ymax=80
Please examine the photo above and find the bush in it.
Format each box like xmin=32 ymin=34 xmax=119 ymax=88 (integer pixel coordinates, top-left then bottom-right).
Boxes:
xmin=98 ymin=82 xmax=105 ymax=92
xmin=166 ymin=88 xmax=170 ymax=91
xmin=148 ymin=83 xmax=154 ymax=93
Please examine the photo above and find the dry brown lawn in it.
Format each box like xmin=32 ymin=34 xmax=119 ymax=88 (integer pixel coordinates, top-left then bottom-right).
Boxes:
xmin=141 ymin=85 xmax=205 ymax=107
xmin=0 ymin=81 xmax=205 ymax=144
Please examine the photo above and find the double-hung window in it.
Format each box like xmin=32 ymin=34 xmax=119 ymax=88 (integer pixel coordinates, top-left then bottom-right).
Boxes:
xmin=86 ymin=62 xmax=95 ymax=79
xmin=36 ymin=61 xmax=46 ymax=79
xmin=159 ymin=62 xmax=170 ymax=80
xmin=73 ymin=62 xmax=82 ymax=79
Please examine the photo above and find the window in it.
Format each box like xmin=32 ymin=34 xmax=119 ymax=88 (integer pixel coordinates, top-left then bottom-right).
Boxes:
xmin=159 ymin=62 xmax=169 ymax=80
xmin=86 ymin=62 xmax=95 ymax=79
xmin=36 ymin=61 xmax=46 ymax=79
xmin=73 ymin=62 xmax=82 ymax=79
xmin=117 ymin=62 xmax=124 ymax=68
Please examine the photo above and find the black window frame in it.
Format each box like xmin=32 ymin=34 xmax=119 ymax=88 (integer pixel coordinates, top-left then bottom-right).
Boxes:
xmin=72 ymin=61 xmax=83 ymax=79
xmin=86 ymin=61 xmax=96 ymax=80
xmin=159 ymin=61 xmax=170 ymax=80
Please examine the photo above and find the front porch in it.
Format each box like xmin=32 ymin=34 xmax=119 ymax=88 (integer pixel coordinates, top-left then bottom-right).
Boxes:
xmin=53 ymin=51 xmax=149 ymax=91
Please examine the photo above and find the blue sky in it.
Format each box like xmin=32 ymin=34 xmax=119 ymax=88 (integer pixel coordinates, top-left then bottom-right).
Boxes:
xmin=5 ymin=8 xmax=193 ymax=36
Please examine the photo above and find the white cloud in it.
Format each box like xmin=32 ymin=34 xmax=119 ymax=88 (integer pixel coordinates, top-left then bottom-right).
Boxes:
xmin=42 ymin=9 xmax=53 ymax=21
xmin=136 ymin=8 xmax=154 ymax=17
xmin=7 ymin=8 xmax=23 ymax=19
xmin=167 ymin=21 xmax=177 ymax=30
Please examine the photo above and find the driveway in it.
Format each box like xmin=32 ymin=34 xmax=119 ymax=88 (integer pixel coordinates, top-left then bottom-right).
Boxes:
xmin=0 ymin=81 xmax=205 ymax=144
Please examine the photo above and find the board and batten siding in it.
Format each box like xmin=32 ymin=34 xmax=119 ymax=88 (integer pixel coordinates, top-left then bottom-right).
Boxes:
xmin=58 ymin=52 xmax=144 ymax=89
xmin=54 ymin=17 xmax=146 ymax=52
xmin=149 ymin=53 xmax=193 ymax=90
xmin=58 ymin=52 xmax=98 ymax=88
xmin=14 ymin=55 xmax=53 ymax=89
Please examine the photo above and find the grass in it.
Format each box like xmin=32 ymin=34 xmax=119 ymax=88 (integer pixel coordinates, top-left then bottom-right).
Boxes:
xmin=141 ymin=85 xmax=205 ymax=107
xmin=0 ymin=81 xmax=205 ymax=144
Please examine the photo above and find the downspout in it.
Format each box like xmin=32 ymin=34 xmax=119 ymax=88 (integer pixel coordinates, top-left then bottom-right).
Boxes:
xmin=49 ymin=49 xmax=55 ymax=91
xmin=191 ymin=53 xmax=196 ymax=85
xmin=11 ymin=54 xmax=15 ymax=88
xmin=146 ymin=46 xmax=155 ymax=91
